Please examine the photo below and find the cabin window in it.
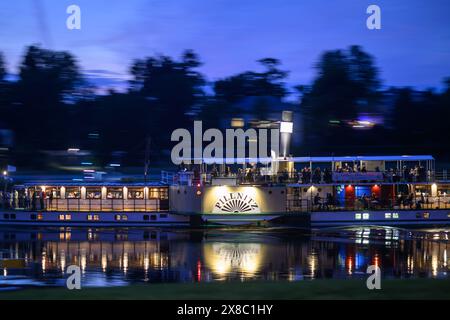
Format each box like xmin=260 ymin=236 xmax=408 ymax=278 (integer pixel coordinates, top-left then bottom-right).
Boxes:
xmin=37 ymin=214 xmax=43 ymax=220
xmin=88 ymin=214 xmax=100 ymax=221
xmin=46 ymin=187 xmax=61 ymax=199
xmin=86 ymin=187 xmax=102 ymax=199
xmin=3 ymin=214 xmax=10 ymax=219
xmin=128 ymin=188 xmax=144 ymax=199
xmin=392 ymin=213 xmax=399 ymax=219
xmin=121 ymin=215 xmax=128 ymax=221
xmin=10 ymin=214 xmax=16 ymax=220
xmin=151 ymin=215 xmax=157 ymax=221
xmin=59 ymin=214 xmax=72 ymax=221
xmin=107 ymin=187 xmax=123 ymax=199
xmin=149 ymin=187 xmax=168 ymax=200
xmin=385 ymin=213 xmax=392 ymax=219
xmin=423 ymin=212 xmax=430 ymax=219
xmin=30 ymin=214 xmax=37 ymax=220
xmin=143 ymin=215 xmax=149 ymax=221
xmin=66 ymin=187 xmax=81 ymax=199
xmin=362 ymin=213 xmax=370 ymax=220
xmin=355 ymin=213 xmax=362 ymax=220
xmin=160 ymin=214 xmax=168 ymax=219
xmin=115 ymin=214 xmax=122 ymax=221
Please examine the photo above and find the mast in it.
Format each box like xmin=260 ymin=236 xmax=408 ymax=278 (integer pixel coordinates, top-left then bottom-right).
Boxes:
xmin=144 ymin=136 xmax=151 ymax=185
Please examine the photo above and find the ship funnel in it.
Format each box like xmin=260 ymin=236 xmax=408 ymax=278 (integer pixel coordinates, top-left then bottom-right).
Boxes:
xmin=280 ymin=111 xmax=293 ymax=158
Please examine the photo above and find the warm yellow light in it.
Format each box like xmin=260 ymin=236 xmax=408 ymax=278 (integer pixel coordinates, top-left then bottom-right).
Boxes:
xmin=231 ymin=118 xmax=244 ymax=128
xmin=204 ymin=243 xmax=262 ymax=277
xmin=102 ymin=252 xmax=108 ymax=272
xmin=431 ymin=183 xmax=438 ymax=197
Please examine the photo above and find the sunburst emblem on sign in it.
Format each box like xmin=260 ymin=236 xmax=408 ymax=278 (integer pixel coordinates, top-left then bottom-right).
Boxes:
xmin=212 ymin=192 xmax=260 ymax=214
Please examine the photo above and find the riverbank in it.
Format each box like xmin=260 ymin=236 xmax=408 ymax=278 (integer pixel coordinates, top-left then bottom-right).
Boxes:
xmin=1 ymin=279 xmax=450 ymax=300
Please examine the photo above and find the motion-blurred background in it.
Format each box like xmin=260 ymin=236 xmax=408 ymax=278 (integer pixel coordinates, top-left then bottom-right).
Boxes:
xmin=0 ymin=0 xmax=449 ymax=175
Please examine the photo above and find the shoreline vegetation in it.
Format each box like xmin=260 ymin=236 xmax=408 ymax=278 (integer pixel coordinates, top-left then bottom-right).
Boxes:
xmin=1 ymin=279 xmax=450 ymax=300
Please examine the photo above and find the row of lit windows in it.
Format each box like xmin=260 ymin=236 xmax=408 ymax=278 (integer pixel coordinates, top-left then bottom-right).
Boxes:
xmin=355 ymin=213 xmax=399 ymax=220
xmin=38 ymin=187 xmax=169 ymax=200
xmin=59 ymin=214 xmax=72 ymax=221
xmin=354 ymin=212 xmax=437 ymax=220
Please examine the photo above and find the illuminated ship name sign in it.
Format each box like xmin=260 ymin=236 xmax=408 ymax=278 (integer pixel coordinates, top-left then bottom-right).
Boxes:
xmin=213 ymin=192 xmax=260 ymax=214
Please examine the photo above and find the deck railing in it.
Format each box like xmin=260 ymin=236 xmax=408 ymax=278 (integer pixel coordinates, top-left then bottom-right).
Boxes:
xmin=206 ymin=171 xmax=436 ymax=185
xmin=287 ymin=195 xmax=450 ymax=213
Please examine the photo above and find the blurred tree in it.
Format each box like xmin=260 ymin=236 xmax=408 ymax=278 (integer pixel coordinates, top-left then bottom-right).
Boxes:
xmin=214 ymin=58 xmax=288 ymax=103
xmin=18 ymin=45 xmax=80 ymax=107
xmin=300 ymin=46 xmax=382 ymax=150
xmin=129 ymin=50 xmax=205 ymax=130
xmin=14 ymin=45 xmax=81 ymax=152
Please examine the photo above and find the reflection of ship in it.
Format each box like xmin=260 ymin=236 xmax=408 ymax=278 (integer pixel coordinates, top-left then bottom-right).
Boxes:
xmin=203 ymin=243 xmax=263 ymax=277
xmin=1 ymin=110 xmax=450 ymax=227
xmin=0 ymin=227 xmax=448 ymax=284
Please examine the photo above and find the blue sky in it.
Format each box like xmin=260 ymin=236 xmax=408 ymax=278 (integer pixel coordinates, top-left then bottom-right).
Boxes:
xmin=0 ymin=0 xmax=449 ymax=94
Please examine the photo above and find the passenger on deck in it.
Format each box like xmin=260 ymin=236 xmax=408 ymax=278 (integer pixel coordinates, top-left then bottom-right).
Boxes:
xmin=323 ymin=168 xmax=332 ymax=183
xmin=40 ymin=191 xmax=45 ymax=210
xmin=313 ymin=168 xmax=321 ymax=183
xmin=325 ymin=193 xmax=334 ymax=210
xmin=211 ymin=164 xmax=218 ymax=177
xmin=314 ymin=193 xmax=322 ymax=210
xmin=31 ymin=192 xmax=37 ymax=211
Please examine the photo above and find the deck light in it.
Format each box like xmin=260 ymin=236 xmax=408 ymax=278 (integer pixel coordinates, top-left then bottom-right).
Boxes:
xmin=2 ymin=171 xmax=7 ymax=176
xmin=280 ymin=121 xmax=293 ymax=134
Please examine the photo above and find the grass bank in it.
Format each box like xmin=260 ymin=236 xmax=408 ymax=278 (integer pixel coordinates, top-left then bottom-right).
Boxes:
xmin=1 ymin=279 xmax=450 ymax=300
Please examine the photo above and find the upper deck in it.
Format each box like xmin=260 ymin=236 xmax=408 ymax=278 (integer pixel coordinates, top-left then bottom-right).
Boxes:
xmin=165 ymin=155 xmax=447 ymax=186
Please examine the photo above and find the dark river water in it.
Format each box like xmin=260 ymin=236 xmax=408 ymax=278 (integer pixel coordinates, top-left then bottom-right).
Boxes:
xmin=0 ymin=226 xmax=449 ymax=290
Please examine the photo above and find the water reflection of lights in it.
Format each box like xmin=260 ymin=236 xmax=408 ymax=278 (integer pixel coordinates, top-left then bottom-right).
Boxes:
xmin=444 ymin=250 xmax=447 ymax=268
xmin=102 ymin=251 xmax=108 ymax=272
xmin=308 ymin=250 xmax=318 ymax=278
xmin=204 ymin=243 xmax=262 ymax=277
xmin=60 ymin=250 xmax=66 ymax=273
xmin=346 ymin=256 xmax=353 ymax=275
xmin=373 ymin=254 xmax=380 ymax=268
xmin=41 ymin=250 xmax=47 ymax=273
xmin=197 ymin=261 xmax=202 ymax=282
xmin=355 ymin=228 xmax=371 ymax=244
xmin=80 ymin=249 xmax=87 ymax=273
xmin=407 ymin=255 xmax=414 ymax=274
xmin=432 ymin=254 xmax=438 ymax=277
xmin=144 ymin=253 xmax=150 ymax=272
xmin=123 ymin=252 xmax=128 ymax=274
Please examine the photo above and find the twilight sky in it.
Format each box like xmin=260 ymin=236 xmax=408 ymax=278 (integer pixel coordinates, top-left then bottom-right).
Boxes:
xmin=0 ymin=0 xmax=449 ymax=95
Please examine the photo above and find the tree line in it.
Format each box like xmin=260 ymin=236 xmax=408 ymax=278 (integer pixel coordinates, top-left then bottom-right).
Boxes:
xmin=0 ymin=45 xmax=449 ymax=169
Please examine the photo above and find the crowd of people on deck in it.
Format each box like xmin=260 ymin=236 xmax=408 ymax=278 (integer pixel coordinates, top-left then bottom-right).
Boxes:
xmin=178 ymin=161 xmax=429 ymax=185
xmin=310 ymin=190 xmax=440 ymax=211
xmin=0 ymin=190 xmax=46 ymax=211
xmin=384 ymin=165 xmax=428 ymax=183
